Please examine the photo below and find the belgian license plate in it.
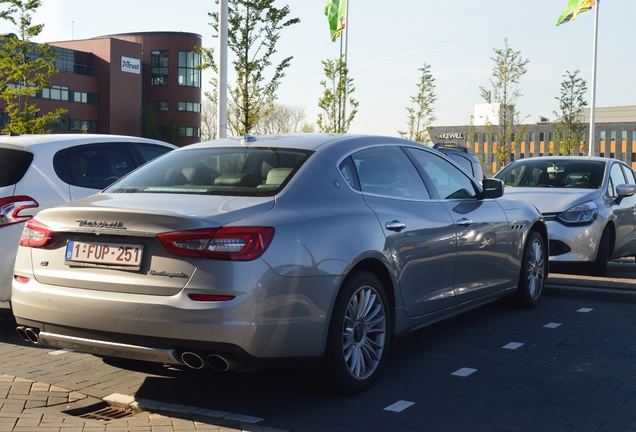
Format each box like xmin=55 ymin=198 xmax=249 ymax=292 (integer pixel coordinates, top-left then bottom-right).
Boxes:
xmin=65 ymin=240 xmax=143 ymax=269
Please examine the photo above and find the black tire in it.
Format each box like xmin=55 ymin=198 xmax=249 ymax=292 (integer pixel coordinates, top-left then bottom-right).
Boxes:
xmin=588 ymin=227 xmax=610 ymax=277
xmin=516 ymin=230 xmax=547 ymax=308
xmin=313 ymin=271 xmax=390 ymax=394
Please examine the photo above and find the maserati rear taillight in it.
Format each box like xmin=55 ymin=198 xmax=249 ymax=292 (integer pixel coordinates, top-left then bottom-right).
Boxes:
xmin=156 ymin=227 xmax=275 ymax=261
xmin=19 ymin=219 xmax=59 ymax=248
xmin=0 ymin=195 xmax=38 ymax=227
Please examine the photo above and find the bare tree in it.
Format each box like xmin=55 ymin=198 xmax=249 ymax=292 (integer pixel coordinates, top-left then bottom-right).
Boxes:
xmin=200 ymin=99 xmax=217 ymax=141
xmin=255 ymin=103 xmax=306 ymax=134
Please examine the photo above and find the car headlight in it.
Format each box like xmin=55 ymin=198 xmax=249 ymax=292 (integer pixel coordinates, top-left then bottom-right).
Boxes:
xmin=557 ymin=201 xmax=598 ymax=225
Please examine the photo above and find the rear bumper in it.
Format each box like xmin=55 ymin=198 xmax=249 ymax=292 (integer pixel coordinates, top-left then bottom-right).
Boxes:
xmin=11 ymin=271 xmax=337 ymax=367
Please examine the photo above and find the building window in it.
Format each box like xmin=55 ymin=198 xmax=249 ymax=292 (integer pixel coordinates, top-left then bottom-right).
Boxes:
xmin=600 ymin=131 xmax=606 ymax=141
xmin=178 ymin=126 xmax=200 ymax=137
xmin=539 ymin=132 xmax=544 ymax=142
xmin=178 ymin=101 xmax=201 ymax=112
xmin=41 ymin=85 xmax=70 ymax=101
xmin=610 ymin=131 xmax=616 ymax=142
xmin=621 ymin=131 xmax=627 ymax=141
xmin=151 ymin=50 xmax=169 ymax=86
xmin=55 ymin=47 xmax=93 ymax=76
xmin=49 ymin=115 xmax=69 ymax=131
xmin=72 ymin=91 xmax=87 ymax=103
xmin=71 ymin=119 xmax=99 ymax=133
xmin=178 ymin=51 xmax=201 ymax=87
xmin=157 ymin=101 xmax=168 ymax=111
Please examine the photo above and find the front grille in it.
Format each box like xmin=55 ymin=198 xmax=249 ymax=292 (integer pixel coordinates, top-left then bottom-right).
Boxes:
xmin=542 ymin=213 xmax=558 ymax=222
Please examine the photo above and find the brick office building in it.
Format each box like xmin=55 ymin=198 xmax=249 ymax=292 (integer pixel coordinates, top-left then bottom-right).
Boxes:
xmin=3 ymin=31 xmax=203 ymax=146
xmin=430 ymin=106 xmax=636 ymax=176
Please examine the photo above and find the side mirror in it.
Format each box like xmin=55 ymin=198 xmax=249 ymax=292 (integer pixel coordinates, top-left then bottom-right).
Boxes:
xmin=615 ymin=184 xmax=636 ymax=204
xmin=482 ymin=178 xmax=504 ymax=199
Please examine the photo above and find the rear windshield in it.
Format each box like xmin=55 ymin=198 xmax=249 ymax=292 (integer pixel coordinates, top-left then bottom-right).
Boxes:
xmin=106 ymin=147 xmax=312 ymax=196
xmin=0 ymin=148 xmax=33 ymax=187
xmin=496 ymin=159 xmax=605 ymax=189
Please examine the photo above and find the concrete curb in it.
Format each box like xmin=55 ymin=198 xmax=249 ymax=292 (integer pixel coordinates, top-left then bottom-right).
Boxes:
xmin=545 ymin=260 xmax=636 ymax=303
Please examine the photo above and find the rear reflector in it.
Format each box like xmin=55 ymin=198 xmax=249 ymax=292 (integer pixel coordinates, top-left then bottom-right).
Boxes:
xmin=14 ymin=275 xmax=30 ymax=284
xmin=188 ymin=294 xmax=236 ymax=302
xmin=0 ymin=195 xmax=38 ymax=227
xmin=157 ymin=227 xmax=274 ymax=261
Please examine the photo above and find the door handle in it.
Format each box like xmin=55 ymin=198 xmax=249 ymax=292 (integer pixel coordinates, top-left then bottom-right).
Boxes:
xmin=385 ymin=220 xmax=406 ymax=232
xmin=456 ymin=218 xmax=473 ymax=227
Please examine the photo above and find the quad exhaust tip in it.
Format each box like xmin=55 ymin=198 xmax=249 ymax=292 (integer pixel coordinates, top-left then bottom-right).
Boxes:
xmin=16 ymin=328 xmax=236 ymax=372
xmin=179 ymin=351 xmax=233 ymax=372
xmin=16 ymin=326 xmax=40 ymax=344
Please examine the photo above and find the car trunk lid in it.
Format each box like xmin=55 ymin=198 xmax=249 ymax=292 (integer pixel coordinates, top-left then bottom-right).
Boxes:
xmin=24 ymin=193 xmax=275 ymax=295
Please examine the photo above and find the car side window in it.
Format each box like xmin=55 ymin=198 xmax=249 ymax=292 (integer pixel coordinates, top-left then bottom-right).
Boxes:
xmin=132 ymin=144 xmax=173 ymax=164
xmin=621 ymin=165 xmax=636 ymax=186
xmin=408 ymin=148 xmax=478 ymax=199
xmin=449 ymin=153 xmax=472 ymax=176
xmin=608 ymin=163 xmax=626 ymax=198
xmin=0 ymin=148 xmax=33 ymax=187
xmin=54 ymin=144 xmax=136 ymax=189
xmin=350 ymin=147 xmax=430 ymax=199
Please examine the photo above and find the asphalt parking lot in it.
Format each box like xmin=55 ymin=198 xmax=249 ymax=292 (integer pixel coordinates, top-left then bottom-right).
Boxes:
xmin=1 ymin=260 xmax=636 ymax=432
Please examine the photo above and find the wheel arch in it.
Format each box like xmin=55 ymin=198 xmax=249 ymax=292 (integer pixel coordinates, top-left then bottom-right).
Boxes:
xmin=603 ymin=221 xmax=616 ymax=258
xmin=338 ymin=258 xmax=397 ymax=333
xmin=531 ymin=220 xmax=548 ymax=239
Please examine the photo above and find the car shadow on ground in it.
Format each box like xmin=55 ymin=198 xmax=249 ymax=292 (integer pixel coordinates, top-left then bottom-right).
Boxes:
xmin=0 ymin=303 xmax=41 ymax=349
xmin=549 ymin=258 xmax=636 ymax=279
xmin=125 ymin=298 xmax=523 ymax=430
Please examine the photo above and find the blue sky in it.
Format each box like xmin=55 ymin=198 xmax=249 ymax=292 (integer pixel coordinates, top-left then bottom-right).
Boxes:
xmin=0 ymin=0 xmax=633 ymax=136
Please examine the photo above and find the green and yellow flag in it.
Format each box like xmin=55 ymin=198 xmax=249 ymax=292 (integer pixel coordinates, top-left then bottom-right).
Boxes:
xmin=325 ymin=0 xmax=347 ymax=41
xmin=556 ymin=0 xmax=596 ymax=26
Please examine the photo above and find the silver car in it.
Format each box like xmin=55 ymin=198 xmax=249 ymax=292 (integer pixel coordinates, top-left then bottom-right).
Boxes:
xmin=12 ymin=134 xmax=547 ymax=394
xmin=494 ymin=156 xmax=636 ymax=276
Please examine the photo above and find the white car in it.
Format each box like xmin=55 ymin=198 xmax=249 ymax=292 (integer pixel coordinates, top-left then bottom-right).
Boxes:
xmin=0 ymin=134 xmax=176 ymax=301
xmin=494 ymin=156 xmax=636 ymax=276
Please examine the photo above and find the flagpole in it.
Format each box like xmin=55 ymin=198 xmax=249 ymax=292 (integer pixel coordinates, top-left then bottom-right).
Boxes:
xmin=217 ymin=0 xmax=228 ymax=139
xmin=587 ymin=0 xmax=599 ymax=157
xmin=341 ymin=0 xmax=350 ymax=133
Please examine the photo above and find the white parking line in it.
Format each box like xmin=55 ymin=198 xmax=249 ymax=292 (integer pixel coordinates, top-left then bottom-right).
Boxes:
xmin=384 ymin=400 xmax=415 ymax=412
xmin=48 ymin=349 xmax=73 ymax=356
xmin=451 ymin=367 xmax=477 ymax=377
xmin=543 ymin=322 xmax=562 ymax=328
xmin=502 ymin=342 xmax=524 ymax=350
xmin=577 ymin=308 xmax=593 ymax=313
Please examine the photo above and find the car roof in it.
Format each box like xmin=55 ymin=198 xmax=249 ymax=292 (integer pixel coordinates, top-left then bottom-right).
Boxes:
xmin=508 ymin=156 xmax=614 ymax=164
xmin=184 ymin=133 xmax=420 ymax=152
xmin=0 ymin=134 xmax=176 ymax=152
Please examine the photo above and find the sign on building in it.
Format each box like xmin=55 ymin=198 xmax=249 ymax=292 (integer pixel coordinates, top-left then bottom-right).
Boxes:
xmin=121 ymin=56 xmax=141 ymax=74
xmin=438 ymin=132 xmax=464 ymax=140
